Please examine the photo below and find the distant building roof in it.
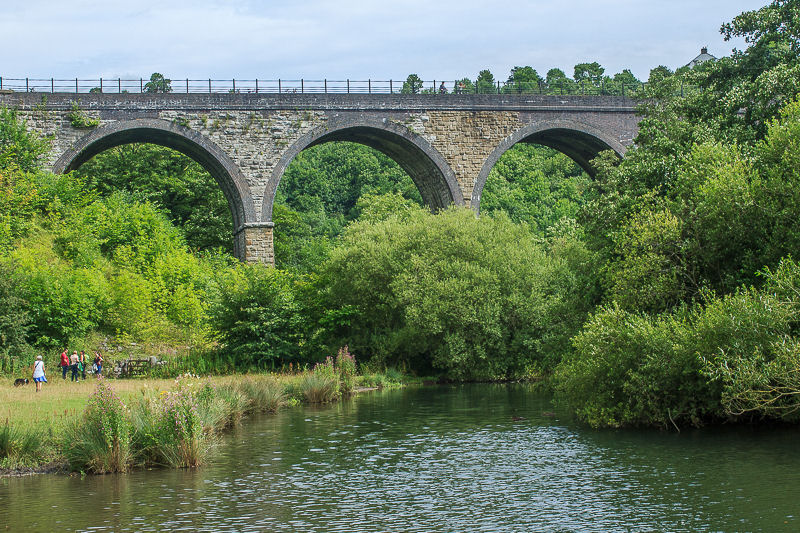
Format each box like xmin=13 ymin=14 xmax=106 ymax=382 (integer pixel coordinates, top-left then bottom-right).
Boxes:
xmin=686 ymin=47 xmax=716 ymax=68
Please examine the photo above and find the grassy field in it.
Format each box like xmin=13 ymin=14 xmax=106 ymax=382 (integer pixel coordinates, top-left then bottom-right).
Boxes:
xmin=2 ymin=369 xmax=410 ymax=432
xmin=1 ymin=375 xmax=219 ymax=435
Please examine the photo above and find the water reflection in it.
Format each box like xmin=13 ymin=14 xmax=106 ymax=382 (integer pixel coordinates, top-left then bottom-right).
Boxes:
xmin=1 ymin=384 xmax=799 ymax=532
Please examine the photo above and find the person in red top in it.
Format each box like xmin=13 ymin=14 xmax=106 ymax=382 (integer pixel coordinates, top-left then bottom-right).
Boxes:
xmin=59 ymin=350 xmax=69 ymax=380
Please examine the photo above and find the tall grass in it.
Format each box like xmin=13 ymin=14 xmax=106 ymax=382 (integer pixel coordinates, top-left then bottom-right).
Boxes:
xmin=300 ymin=358 xmax=340 ymax=404
xmin=0 ymin=423 xmax=43 ymax=465
xmin=212 ymin=384 xmax=248 ymax=428
xmin=140 ymin=382 xmax=214 ymax=468
xmin=2 ymin=369 xmax=397 ymax=474
xmin=238 ymin=376 xmax=287 ymax=412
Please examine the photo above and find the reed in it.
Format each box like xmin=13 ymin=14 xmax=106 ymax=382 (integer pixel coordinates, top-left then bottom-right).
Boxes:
xmin=213 ymin=384 xmax=248 ymax=428
xmin=238 ymin=376 xmax=287 ymax=412
xmin=300 ymin=359 xmax=340 ymax=404
xmin=0 ymin=422 xmax=43 ymax=465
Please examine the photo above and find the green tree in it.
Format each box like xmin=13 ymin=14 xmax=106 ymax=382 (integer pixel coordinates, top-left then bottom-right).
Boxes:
xmin=609 ymin=69 xmax=641 ymax=95
xmin=504 ymin=66 xmax=542 ymax=93
xmin=0 ymin=107 xmax=50 ymax=173
xmin=481 ymin=144 xmax=589 ymax=234
xmin=573 ymin=62 xmax=605 ymax=88
xmin=648 ymin=65 xmax=673 ymax=83
xmin=454 ymin=77 xmax=475 ymax=94
xmin=476 ymin=69 xmax=496 ymax=94
xmin=76 ymin=144 xmax=232 ymax=252
xmin=0 ymin=261 xmax=32 ymax=372
xmin=209 ymin=264 xmax=306 ymax=367
xmin=276 ymin=141 xmax=421 ymax=219
xmin=545 ymin=68 xmax=574 ymax=94
xmin=401 ymin=74 xmax=423 ymax=94
xmin=143 ymin=73 xmax=172 ymax=93
xmin=322 ymin=208 xmax=591 ymax=379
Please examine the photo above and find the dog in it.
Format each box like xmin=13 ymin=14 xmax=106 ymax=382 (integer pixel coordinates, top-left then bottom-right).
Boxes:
xmin=13 ymin=378 xmax=29 ymax=387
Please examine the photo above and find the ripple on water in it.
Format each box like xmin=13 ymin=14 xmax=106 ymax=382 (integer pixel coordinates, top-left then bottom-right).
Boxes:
xmin=2 ymin=384 xmax=800 ymax=532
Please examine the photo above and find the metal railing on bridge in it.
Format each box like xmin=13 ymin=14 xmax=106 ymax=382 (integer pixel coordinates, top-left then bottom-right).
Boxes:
xmin=0 ymin=77 xmax=678 ymax=97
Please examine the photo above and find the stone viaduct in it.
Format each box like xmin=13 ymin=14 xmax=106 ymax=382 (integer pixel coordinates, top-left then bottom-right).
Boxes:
xmin=0 ymin=92 xmax=639 ymax=263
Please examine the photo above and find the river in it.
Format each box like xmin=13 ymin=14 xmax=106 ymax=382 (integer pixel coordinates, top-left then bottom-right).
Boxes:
xmin=1 ymin=384 xmax=799 ymax=531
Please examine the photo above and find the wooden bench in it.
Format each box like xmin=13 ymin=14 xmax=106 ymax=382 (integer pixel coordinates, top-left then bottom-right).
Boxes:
xmin=113 ymin=358 xmax=154 ymax=378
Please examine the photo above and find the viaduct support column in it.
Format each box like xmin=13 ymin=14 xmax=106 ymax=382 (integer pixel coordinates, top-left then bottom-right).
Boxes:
xmin=234 ymin=223 xmax=275 ymax=265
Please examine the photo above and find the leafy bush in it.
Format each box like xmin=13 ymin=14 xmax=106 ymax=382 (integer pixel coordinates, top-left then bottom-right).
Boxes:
xmin=556 ymin=277 xmax=796 ymax=428
xmin=0 ymin=261 xmax=32 ymax=372
xmin=0 ymin=107 xmax=50 ymax=173
xmin=702 ymin=259 xmax=800 ymax=421
xmin=67 ymin=103 xmax=100 ymax=129
xmin=209 ymin=264 xmax=306 ymax=368
xmin=321 ymin=207 xmax=591 ymax=380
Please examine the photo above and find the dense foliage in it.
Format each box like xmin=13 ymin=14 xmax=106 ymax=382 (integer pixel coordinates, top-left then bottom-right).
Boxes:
xmin=320 ymin=207 xmax=593 ymax=380
xmin=273 ymin=142 xmax=422 ymax=272
xmin=556 ymin=0 xmax=800 ymax=427
xmin=77 ymin=145 xmax=233 ymax=253
xmin=481 ymin=144 xmax=589 ymax=234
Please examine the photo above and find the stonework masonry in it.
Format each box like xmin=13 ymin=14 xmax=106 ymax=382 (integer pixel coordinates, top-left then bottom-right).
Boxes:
xmin=1 ymin=92 xmax=640 ymax=264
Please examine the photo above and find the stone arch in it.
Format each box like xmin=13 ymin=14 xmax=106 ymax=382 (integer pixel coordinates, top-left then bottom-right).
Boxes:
xmin=471 ymin=120 xmax=628 ymax=212
xmin=261 ymin=116 xmax=462 ymax=222
xmin=52 ymin=118 xmax=257 ymax=259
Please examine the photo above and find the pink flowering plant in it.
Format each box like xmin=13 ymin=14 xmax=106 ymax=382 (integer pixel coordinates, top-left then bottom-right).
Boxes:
xmin=335 ymin=346 xmax=357 ymax=394
xmin=145 ymin=380 xmax=213 ymax=468
xmin=65 ymin=381 xmax=132 ymax=473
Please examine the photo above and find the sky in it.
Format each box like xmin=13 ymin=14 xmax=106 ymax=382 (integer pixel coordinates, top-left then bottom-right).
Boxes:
xmin=2 ymin=0 xmax=768 ymax=83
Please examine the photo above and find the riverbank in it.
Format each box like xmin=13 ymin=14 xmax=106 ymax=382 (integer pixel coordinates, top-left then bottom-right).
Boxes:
xmin=0 ymin=364 xmax=408 ymax=476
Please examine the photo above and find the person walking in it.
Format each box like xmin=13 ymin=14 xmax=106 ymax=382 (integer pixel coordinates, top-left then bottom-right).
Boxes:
xmin=69 ymin=350 xmax=79 ymax=382
xmin=93 ymin=351 xmax=103 ymax=378
xmin=32 ymin=355 xmax=47 ymax=392
xmin=439 ymin=81 xmax=447 ymax=94
xmin=59 ymin=350 xmax=69 ymax=380
xmin=79 ymin=350 xmax=87 ymax=380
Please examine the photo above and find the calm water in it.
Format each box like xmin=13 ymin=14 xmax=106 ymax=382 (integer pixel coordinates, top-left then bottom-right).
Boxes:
xmin=2 ymin=384 xmax=799 ymax=532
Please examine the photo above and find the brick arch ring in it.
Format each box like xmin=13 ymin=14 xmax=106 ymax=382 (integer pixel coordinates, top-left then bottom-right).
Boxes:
xmin=471 ymin=119 xmax=629 ymax=213
xmin=261 ymin=115 xmax=463 ymax=223
xmin=52 ymin=118 xmax=257 ymax=241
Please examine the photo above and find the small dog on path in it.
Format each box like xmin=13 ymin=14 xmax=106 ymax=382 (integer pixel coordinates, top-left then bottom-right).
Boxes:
xmin=13 ymin=378 xmax=29 ymax=387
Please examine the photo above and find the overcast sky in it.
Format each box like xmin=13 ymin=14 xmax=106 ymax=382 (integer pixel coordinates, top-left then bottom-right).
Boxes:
xmin=2 ymin=0 xmax=767 ymax=82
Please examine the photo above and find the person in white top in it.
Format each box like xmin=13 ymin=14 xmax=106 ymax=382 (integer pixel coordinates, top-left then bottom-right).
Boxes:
xmin=32 ymin=355 xmax=47 ymax=392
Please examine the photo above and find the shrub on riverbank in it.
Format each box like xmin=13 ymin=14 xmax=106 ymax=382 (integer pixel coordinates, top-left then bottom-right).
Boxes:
xmin=555 ymin=259 xmax=800 ymax=428
xmin=208 ymin=263 xmax=309 ymax=368
xmin=321 ymin=207 xmax=592 ymax=380
xmin=336 ymin=346 xmax=357 ymax=395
